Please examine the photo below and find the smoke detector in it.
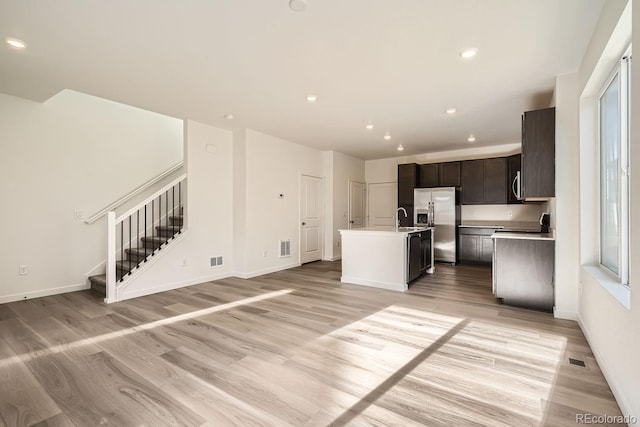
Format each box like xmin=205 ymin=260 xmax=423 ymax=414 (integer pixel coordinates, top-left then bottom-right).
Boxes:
xmin=289 ymin=0 xmax=307 ymax=12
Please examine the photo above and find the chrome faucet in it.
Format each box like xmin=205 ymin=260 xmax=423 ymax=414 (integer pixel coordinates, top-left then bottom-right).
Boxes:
xmin=395 ymin=207 xmax=407 ymax=229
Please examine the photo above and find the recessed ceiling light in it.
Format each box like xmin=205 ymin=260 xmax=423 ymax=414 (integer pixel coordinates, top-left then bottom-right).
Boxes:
xmin=383 ymin=132 xmax=391 ymax=141
xmin=289 ymin=0 xmax=308 ymax=12
xmin=306 ymin=94 xmax=317 ymax=102
xmin=6 ymin=37 xmax=26 ymax=49
xmin=397 ymin=144 xmax=404 ymax=152
xmin=459 ymin=47 xmax=478 ymax=59
xmin=365 ymin=123 xmax=374 ymax=130
xmin=446 ymin=107 xmax=457 ymax=115
xmin=224 ymin=113 xmax=234 ymax=120
xmin=468 ymin=134 xmax=476 ymax=143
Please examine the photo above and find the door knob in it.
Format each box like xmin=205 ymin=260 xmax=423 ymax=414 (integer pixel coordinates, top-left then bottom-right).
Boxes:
xmin=302 ymin=222 xmax=306 ymax=225
xmin=350 ymin=220 xmax=354 ymax=224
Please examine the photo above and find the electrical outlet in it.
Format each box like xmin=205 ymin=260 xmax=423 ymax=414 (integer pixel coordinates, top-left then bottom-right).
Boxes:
xmin=19 ymin=265 xmax=28 ymax=275
xmin=73 ymin=209 xmax=85 ymax=220
xmin=507 ymin=211 xmax=513 ymax=217
xmin=182 ymin=258 xmax=188 ymax=267
xmin=263 ymin=250 xmax=268 ymax=257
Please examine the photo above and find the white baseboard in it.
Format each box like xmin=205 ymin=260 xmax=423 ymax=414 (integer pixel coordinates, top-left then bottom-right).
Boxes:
xmin=234 ymin=262 xmax=301 ymax=279
xmin=577 ymin=314 xmax=633 ymax=418
xmin=323 ymin=255 xmax=341 ymax=261
xmin=553 ymin=308 xmax=577 ymax=320
xmin=340 ymin=276 xmax=407 ymax=292
xmin=117 ymin=271 xmax=233 ymax=302
xmin=0 ymin=283 xmax=90 ymax=304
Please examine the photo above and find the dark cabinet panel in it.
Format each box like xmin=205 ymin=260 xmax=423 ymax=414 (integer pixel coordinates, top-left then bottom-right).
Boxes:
xmin=458 ymin=227 xmax=500 ymax=265
xmin=522 ymin=107 xmax=555 ymax=198
xmin=461 ymin=160 xmax=484 ymax=204
xmin=480 ymin=236 xmax=494 ymax=264
xmin=439 ymin=161 xmax=461 ymax=187
xmin=418 ymin=164 xmax=438 ymax=187
xmin=494 ymin=239 xmax=555 ymax=311
xmin=483 ymin=158 xmax=507 ymax=204
xmin=398 ymin=163 xmax=418 ymax=205
xmin=398 ymin=163 xmax=418 ymax=227
xmin=407 ymin=233 xmax=422 ymax=283
xmin=459 ymin=234 xmax=478 ymax=262
xmin=507 ymin=154 xmax=522 ymax=204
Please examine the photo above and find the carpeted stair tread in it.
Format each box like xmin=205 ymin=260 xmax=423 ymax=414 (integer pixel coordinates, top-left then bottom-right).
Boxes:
xmin=116 ymin=260 xmax=138 ymax=273
xmin=89 ymin=274 xmax=106 ymax=296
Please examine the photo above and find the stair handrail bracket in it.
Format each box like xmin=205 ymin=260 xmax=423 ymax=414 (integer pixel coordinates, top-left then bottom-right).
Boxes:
xmin=104 ymin=175 xmax=186 ymax=303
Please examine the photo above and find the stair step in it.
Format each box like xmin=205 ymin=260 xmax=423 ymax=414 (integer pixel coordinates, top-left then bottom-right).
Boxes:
xmin=116 ymin=260 xmax=139 ymax=276
xmin=156 ymin=224 xmax=182 ymax=238
xmin=125 ymin=247 xmax=155 ymax=262
xmin=140 ymin=235 xmax=168 ymax=249
xmin=169 ymin=215 xmax=183 ymax=226
xmin=89 ymin=274 xmax=106 ymax=296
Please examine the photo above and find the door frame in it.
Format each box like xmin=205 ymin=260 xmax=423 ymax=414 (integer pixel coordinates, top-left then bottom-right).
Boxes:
xmin=299 ymin=173 xmax=324 ymax=264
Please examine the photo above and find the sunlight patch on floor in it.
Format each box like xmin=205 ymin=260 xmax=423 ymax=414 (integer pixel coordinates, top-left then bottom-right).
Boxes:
xmin=0 ymin=289 xmax=292 ymax=368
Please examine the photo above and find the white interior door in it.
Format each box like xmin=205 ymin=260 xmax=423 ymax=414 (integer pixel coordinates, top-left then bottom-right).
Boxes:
xmin=348 ymin=181 xmax=365 ymax=229
xmin=367 ymin=182 xmax=397 ymax=227
xmin=300 ymin=175 xmax=322 ymax=264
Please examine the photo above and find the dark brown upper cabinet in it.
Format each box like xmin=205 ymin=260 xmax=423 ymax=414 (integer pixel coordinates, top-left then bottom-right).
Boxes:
xmin=418 ymin=164 xmax=438 ymax=187
xmin=461 ymin=160 xmax=484 ymax=204
xmin=461 ymin=158 xmax=507 ymax=205
xmin=507 ymin=154 xmax=522 ymax=204
xmin=439 ymin=161 xmax=461 ymax=187
xmin=521 ymin=107 xmax=555 ymax=199
xmin=417 ymin=161 xmax=460 ymax=187
xmin=397 ymin=163 xmax=418 ymax=226
xmin=483 ymin=157 xmax=507 ymax=204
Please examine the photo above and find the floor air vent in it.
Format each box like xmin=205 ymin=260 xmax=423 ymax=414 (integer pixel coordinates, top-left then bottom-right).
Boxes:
xmin=568 ymin=358 xmax=586 ymax=367
xmin=279 ymin=240 xmax=291 ymax=258
xmin=210 ymin=256 xmax=223 ymax=267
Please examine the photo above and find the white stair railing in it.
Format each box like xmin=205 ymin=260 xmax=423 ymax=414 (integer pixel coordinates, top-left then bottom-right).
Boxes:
xmin=105 ymin=174 xmax=186 ymax=302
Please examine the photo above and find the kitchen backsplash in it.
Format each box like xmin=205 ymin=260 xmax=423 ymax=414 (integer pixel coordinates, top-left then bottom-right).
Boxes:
xmin=461 ymin=204 xmax=545 ymax=222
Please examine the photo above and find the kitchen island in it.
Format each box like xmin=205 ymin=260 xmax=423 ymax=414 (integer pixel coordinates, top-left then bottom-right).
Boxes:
xmin=339 ymin=226 xmax=434 ymax=292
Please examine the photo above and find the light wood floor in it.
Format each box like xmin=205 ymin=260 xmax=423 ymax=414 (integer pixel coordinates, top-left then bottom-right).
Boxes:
xmin=0 ymin=262 xmax=623 ymax=426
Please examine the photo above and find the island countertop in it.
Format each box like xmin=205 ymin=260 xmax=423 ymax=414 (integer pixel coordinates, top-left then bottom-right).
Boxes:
xmin=339 ymin=226 xmax=433 ymax=236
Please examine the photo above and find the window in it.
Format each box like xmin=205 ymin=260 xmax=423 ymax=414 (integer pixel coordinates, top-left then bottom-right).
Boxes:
xmin=598 ymin=48 xmax=631 ymax=286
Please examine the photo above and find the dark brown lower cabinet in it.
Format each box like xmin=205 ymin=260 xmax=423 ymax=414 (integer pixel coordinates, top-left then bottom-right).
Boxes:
xmin=458 ymin=227 xmax=501 ymax=265
xmin=493 ymin=238 xmax=555 ymax=312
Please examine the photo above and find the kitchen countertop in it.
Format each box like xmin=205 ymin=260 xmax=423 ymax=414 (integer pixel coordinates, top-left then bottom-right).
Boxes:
xmin=459 ymin=220 xmax=540 ymax=231
xmin=491 ymin=230 xmax=555 ymax=241
xmin=339 ymin=226 xmax=433 ymax=236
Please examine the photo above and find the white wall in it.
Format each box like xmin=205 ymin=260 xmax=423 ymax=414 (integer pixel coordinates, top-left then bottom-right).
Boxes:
xmin=461 ymin=204 xmax=544 ymax=222
xmin=553 ymin=73 xmax=581 ymax=320
xmin=239 ymin=129 xmax=325 ymax=277
xmin=569 ymin=0 xmax=639 ymax=418
xmin=0 ymin=90 xmax=182 ymax=303
xmin=116 ymin=120 xmax=234 ymax=300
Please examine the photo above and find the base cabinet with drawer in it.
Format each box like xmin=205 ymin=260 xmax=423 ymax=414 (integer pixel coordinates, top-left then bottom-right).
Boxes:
xmin=458 ymin=227 xmax=500 ymax=265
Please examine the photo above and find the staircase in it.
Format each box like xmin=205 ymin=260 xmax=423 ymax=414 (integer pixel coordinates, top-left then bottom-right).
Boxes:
xmin=88 ymin=208 xmax=184 ymax=297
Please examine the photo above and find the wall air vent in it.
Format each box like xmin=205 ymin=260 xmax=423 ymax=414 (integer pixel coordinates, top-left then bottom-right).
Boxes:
xmin=210 ymin=256 xmax=223 ymax=267
xmin=279 ymin=240 xmax=291 ymax=258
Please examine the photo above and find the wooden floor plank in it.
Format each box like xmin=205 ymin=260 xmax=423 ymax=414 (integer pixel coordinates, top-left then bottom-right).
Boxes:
xmin=0 ymin=261 xmax=623 ymax=426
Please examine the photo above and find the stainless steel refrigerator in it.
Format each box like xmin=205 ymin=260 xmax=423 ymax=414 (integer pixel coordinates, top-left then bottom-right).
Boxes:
xmin=413 ymin=187 xmax=460 ymax=263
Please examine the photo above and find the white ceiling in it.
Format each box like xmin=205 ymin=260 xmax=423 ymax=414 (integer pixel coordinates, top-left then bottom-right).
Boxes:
xmin=0 ymin=0 xmax=604 ymax=160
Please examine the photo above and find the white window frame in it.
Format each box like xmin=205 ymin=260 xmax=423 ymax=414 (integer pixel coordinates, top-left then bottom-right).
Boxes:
xmin=597 ymin=46 xmax=631 ymax=288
